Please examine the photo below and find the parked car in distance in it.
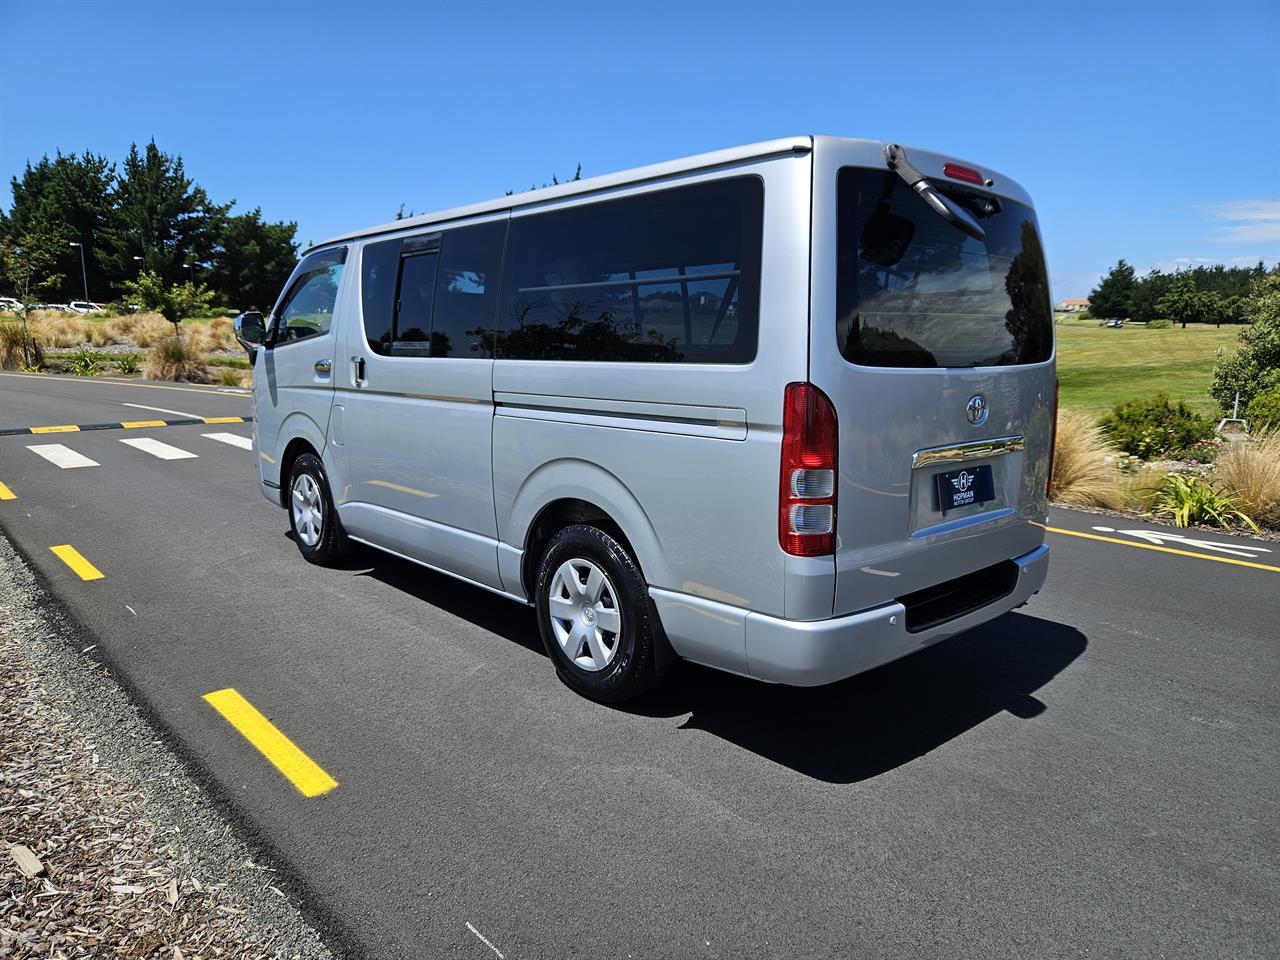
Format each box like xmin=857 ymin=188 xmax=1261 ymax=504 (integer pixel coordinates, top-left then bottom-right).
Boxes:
xmin=1105 ymin=318 xmax=1124 ymax=328
xmin=0 ymin=297 xmax=23 ymax=312
xmin=67 ymin=301 xmax=105 ymax=314
xmin=237 ymin=135 xmax=1056 ymax=703
xmin=27 ymin=303 xmax=72 ymax=313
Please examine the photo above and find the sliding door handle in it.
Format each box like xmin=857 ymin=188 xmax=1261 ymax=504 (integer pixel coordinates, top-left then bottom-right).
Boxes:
xmin=351 ymin=355 xmax=366 ymax=386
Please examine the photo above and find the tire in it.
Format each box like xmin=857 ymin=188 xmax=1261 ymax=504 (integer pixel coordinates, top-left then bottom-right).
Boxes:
xmin=286 ymin=452 xmax=350 ymax=566
xmin=535 ymin=524 xmax=661 ymax=703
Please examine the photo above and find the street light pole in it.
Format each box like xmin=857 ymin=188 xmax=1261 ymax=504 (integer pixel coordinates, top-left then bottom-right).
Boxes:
xmin=183 ymin=262 xmax=195 ymax=284
xmin=69 ymin=241 xmax=89 ymax=302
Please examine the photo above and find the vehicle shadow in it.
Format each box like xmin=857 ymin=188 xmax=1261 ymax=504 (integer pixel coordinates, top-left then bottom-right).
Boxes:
xmin=631 ymin=612 xmax=1087 ymax=783
xmin=305 ymin=535 xmax=1085 ymax=784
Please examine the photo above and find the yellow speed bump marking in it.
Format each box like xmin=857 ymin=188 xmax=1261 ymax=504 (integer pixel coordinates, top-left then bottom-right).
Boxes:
xmin=202 ymin=688 xmax=338 ymax=797
xmin=202 ymin=416 xmax=245 ymax=424
xmin=50 ymin=544 xmax=105 ymax=580
xmin=30 ymin=424 xmax=80 ymax=434
xmin=1038 ymin=524 xmax=1280 ymax=574
xmin=0 ymin=481 xmax=16 ymax=500
xmin=121 ymin=419 xmax=167 ymax=428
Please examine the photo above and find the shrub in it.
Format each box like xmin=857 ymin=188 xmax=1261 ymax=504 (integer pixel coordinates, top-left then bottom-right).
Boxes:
xmin=1098 ymin=392 xmax=1216 ymax=459
xmin=31 ymin=312 xmax=87 ymax=348
xmin=206 ymin=316 xmax=236 ymax=350
xmin=1050 ymin=411 xmax=1122 ymax=506
xmin=114 ymin=352 xmax=142 ymax=375
xmin=1147 ymin=317 xmax=1172 ymax=329
xmin=1214 ymin=431 xmax=1280 ymax=528
xmin=0 ymin=322 xmax=45 ymax=370
xmin=85 ymin=322 xmax=121 ymax=347
xmin=1211 ymin=271 xmax=1280 ymax=413
xmin=1151 ymin=473 xmax=1259 ymax=531
xmin=66 ymin=346 xmax=105 ymax=376
xmin=131 ymin=314 xmax=177 ymax=347
xmin=216 ymin=367 xmax=243 ymax=386
xmin=1245 ymin=386 xmax=1280 ymax=431
xmin=144 ymin=337 xmax=207 ymax=383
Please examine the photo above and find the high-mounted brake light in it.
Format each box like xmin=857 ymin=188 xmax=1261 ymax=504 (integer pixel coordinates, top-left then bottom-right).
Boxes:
xmin=779 ymin=383 xmax=838 ymax=557
xmin=943 ymin=162 xmax=985 ymax=185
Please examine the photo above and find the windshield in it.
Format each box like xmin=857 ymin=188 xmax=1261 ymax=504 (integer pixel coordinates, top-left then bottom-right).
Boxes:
xmin=836 ymin=166 xmax=1053 ymax=368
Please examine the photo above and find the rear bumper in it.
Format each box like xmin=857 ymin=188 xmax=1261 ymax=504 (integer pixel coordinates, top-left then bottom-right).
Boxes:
xmin=651 ymin=544 xmax=1049 ymax=686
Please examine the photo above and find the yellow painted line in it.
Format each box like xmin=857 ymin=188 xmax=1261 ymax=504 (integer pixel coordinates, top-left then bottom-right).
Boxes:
xmin=0 ymin=481 xmax=15 ymax=500
xmin=49 ymin=544 xmax=105 ymax=580
xmin=202 ymin=416 xmax=244 ymax=424
xmin=120 ymin=419 xmax=167 ymax=428
xmin=1038 ymin=523 xmax=1280 ymax=574
xmin=202 ymin=688 xmax=338 ymax=797
xmin=30 ymin=424 xmax=79 ymax=434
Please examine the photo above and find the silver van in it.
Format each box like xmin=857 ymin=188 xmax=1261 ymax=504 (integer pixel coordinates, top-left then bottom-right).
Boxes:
xmin=236 ymin=136 xmax=1055 ymax=702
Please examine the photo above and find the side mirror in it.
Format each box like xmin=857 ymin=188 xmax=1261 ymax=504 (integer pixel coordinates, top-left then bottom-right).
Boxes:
xmin=235 ymin=311 xmax=267 ymax=352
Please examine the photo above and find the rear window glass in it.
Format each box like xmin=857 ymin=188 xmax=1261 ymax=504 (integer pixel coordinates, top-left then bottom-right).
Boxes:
xmin=836 ymin=167 xmax=1052 ymax=368
xmin=497 ymin=177 xmax=763 ymax=363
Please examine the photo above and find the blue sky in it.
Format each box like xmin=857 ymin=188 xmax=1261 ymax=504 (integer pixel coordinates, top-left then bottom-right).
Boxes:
xmin=2 ymin=0 xmax=1277 ymax=298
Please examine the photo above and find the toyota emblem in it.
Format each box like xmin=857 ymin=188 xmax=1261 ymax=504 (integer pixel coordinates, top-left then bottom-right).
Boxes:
xmin=966 ymin=395 xmax=988 ymax=426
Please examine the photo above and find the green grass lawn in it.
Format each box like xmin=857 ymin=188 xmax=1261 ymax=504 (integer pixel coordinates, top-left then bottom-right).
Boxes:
xmin=1055 ymin=315 xmax=1244 ymax=417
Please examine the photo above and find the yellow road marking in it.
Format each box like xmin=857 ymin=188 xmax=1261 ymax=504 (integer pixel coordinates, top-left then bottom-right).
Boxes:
xmin=202 ymin=688 xmax=338 ymax=797
xmin=0 ymin=481 xmax=15 ymax=500
xmin=50 ymin=544 xmax=105 ymax=580
xmin=121 ymin=419 xmax=167 ymax=428
xmin=30 ymin=424 xmax=79 ymax=434
xmin=202 ymin=416 xmax=244 ymax=424
xmin=1039 ymin=523 xmax=1280 ymax=574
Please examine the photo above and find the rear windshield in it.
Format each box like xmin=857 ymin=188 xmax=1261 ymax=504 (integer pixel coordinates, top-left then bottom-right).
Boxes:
xmin=836 ymin=166 xmax=1053 ymax=368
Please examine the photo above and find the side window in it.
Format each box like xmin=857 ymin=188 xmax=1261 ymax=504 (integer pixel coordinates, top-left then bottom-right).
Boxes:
xmin=432 ymin=220 xmax=506 ymax=357
xmin=393 ymin=252 xmax=438 ymax=355
xmin=361 ymin=239 xmax=399 ymax=355
xmin=275 ymin=252 xmax=346 ymax=345
xmin=497 ymin=177 xmax=763 ymax=363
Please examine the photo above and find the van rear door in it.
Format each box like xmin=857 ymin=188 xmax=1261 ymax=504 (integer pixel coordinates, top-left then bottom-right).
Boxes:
xmin=808 ymin=140 xmax=1056 ymax=618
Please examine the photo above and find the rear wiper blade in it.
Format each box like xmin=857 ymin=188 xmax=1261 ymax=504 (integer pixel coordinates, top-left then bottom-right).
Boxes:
xmin=884 ymin=144 xmax=985 ymax=242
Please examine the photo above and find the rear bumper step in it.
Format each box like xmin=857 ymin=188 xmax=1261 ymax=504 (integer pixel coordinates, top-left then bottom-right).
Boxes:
xmin=650 ymin=544 xmax=1049 ymax=687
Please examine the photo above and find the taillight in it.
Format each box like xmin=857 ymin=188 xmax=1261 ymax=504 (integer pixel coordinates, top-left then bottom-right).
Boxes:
xmin=1046 ymin=378 xmax=1059 ymax=499
xmin=943 ymin=162 xmax=985 ymax=185
xmin=779 ymin=382 xmax=837 ymax=556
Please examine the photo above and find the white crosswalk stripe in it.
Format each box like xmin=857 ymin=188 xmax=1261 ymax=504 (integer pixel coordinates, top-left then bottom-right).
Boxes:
xmin=27 ymin=444 xmax=99 ymax=469
xmin=202 ymin=432 xmax=252 ymax=450
xmin=119 ymin=437 xmax=198 ymax=460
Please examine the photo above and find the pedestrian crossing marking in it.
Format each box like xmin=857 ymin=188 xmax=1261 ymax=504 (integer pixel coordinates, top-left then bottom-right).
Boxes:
xmin=203 ymin=432 xmax=253 ymax=450
xmin=27 ymin=444 xmax=99 ymax=469
xmin=119 ymin=437 xmax=199 ymax=460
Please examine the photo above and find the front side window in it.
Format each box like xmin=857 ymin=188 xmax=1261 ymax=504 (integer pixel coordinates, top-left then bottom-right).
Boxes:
xmin=498 ymin=177 xmax=763 ymax=363
xmin=275 ymin=250 xmax=346 ymax=345
xmin=836 ymin=167 xmax=1052 ymax=367
xmin=360 ymin=223 xmax=505 ymax=358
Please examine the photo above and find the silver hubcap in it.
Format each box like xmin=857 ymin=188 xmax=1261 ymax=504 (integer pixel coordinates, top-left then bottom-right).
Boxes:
xmin=548 ymin=558 xmax=621 ymax=672
xmin=291 ymin=473 xmax=323 ymax=547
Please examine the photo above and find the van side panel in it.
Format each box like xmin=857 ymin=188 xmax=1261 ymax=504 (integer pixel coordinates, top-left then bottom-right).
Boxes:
xmin=491 ymin=155 xmax=813 ymax=626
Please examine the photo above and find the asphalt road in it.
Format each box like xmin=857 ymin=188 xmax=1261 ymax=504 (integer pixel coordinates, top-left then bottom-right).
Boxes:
xmin=1 ymin=370 xmax=1277 ymax=959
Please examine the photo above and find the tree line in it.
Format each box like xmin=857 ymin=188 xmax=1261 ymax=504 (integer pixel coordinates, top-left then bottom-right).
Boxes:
xmin=1089 ymin=260 xmax=1271 ymax=326
xmin=0 ymin=141 xmax=299 ymax=310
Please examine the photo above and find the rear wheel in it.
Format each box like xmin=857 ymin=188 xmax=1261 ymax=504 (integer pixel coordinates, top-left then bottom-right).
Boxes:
xmin=535 ymin=524 xmax=660 ymax=703
xmin=287 ymin=452 xmax=349 ymax=566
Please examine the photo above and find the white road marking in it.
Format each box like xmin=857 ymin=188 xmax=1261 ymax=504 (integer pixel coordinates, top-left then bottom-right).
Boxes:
xmin=465 ymin=923 xmax=505 ymax=959
xmin=119 ymin=437 xmax=198 ymax=460
xmin=1092 ymin=525 xmax=1116 ymax=532
xmin=122 ymin=401 xmax=201 ymax=419
xmin=1110 ymin=528 xmax=1272 ymax=559
xmin=27 ymin=444 xmax=99 ymax=469
xmin=202 ymin=432 xmax=252 ymax=450
xmin=124 ymin=605 xmax=137 ymax=617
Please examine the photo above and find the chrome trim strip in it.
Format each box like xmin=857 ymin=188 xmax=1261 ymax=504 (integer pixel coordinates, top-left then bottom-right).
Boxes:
xmin=911 ymin=435 xmax=1024 ymax=470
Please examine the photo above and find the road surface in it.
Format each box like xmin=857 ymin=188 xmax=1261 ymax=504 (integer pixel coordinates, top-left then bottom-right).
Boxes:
xmin=1 ymin=370 xmax=1276 ymax=959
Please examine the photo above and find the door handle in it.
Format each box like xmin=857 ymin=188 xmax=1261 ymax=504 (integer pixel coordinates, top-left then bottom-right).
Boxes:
xmin=314 ymin=359 xmax=332 ymax=375
xmin=351 ymin=355 xmax=366 ymax=386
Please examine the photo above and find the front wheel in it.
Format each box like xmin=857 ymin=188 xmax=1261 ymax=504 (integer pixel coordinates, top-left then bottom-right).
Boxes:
xmin=535 ymin=524 xmax=661 ymax=703
xmin=287 ymin=452 xmax=350 ymax=566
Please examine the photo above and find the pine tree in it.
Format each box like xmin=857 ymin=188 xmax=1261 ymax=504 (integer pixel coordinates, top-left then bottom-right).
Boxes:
xmin=1089 ymin=260 xmax=1137 ymax=321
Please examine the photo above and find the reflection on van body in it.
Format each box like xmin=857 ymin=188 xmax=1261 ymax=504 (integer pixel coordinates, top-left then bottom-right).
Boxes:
xmin=243 ymin=136 xmax=1055 ymax=703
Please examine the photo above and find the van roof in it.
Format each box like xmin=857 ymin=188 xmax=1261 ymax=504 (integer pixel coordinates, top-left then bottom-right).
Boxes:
xmin=309 ymin=136 xmax=813 ymax=252
xmin=308 ymin=135 xmax=1032 ymax=253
